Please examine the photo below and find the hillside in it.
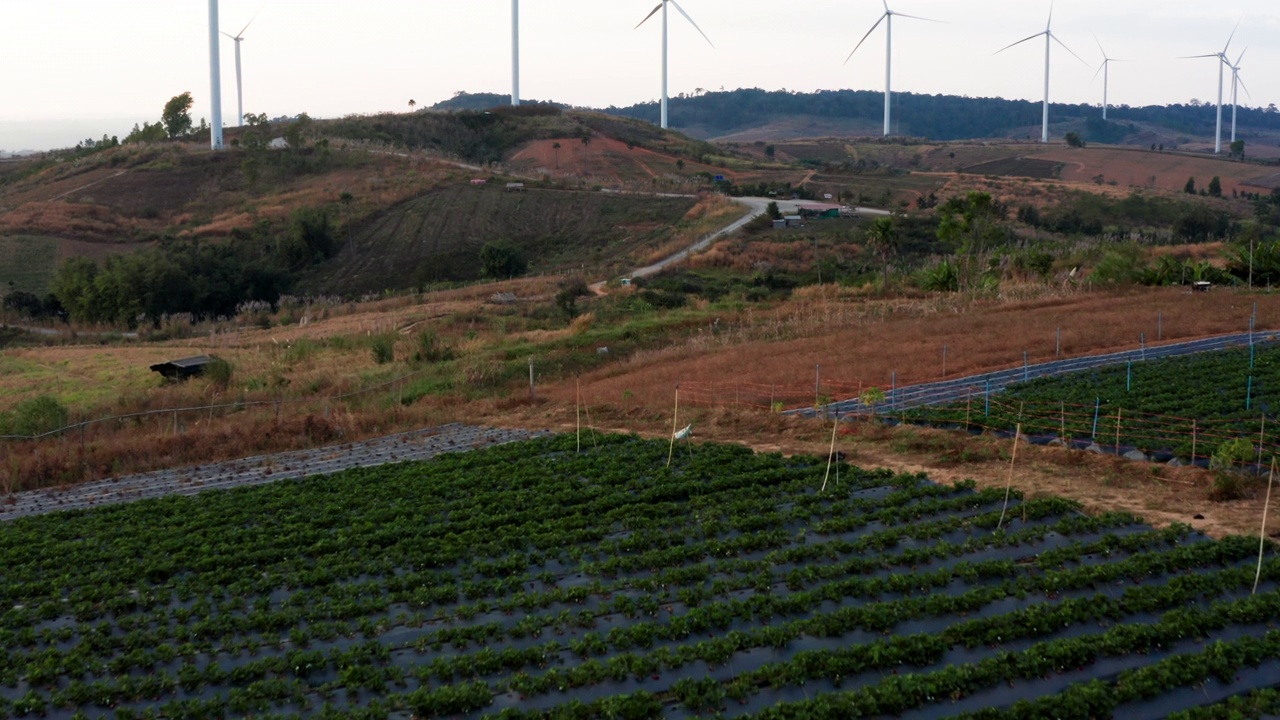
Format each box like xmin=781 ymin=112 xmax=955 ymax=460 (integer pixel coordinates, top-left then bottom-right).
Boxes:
xmin=299 ymin=185 xmax=699 ymax=295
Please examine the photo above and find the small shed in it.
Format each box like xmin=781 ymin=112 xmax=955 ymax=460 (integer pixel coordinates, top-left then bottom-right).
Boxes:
xmin=783 ymin=215 xmax=804 ymax=228
xmin=150 ymin=355 xmax=215 ymax=381
xmin=1192 ymin=281 xmax=1212 ymax=293
xmin=505 ymin=182 xmax=526 ymax=192
xmin=470 ymin=178 xmax=488 ymax=186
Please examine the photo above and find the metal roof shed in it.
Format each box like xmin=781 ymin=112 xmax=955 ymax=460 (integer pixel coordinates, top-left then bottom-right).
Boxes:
xmin=150 ymin=355 xmax=215 ymax=381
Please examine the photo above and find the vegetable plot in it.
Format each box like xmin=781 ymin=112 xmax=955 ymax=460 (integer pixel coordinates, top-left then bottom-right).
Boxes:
xmin=0 ymin=434 xmax=1277 ymax=719
xmin=906 ymin=345 xmax=1280 ymax=461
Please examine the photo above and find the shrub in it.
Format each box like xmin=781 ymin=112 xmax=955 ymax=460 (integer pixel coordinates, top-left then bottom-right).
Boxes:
xmin=3 ymin=396 xmax=70 ymax=437
xmin=413 ymin=330 xmax=454 ymax=364
xmin=204 ymin=358 xmax=234 ymax=389
xmin=371 ymin=335 xmax=396 ymax=365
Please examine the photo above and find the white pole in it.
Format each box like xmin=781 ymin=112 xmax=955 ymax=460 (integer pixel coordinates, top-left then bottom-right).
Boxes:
xmin=511 ymin=0 xmax=520 ymax=106
xmin=234 ymin=38 xmax=244 ymax=128
xmin=1042 ymin=33 xmax=1050 ymax=143
xmin=209 ymin=0 xmax=224 ymax=150
xmin=1231 ymin=67 xmax=1239 ymax=144
xmin=1102 ymin=61 xmax=1109 ymax=120
xmin=883 ymin=13 xmax=892 ymax=137
xmin=1215 ymin=57 xmax=1224 ymax=153
xmin=661 ymin=1 xmax=669 ymax=129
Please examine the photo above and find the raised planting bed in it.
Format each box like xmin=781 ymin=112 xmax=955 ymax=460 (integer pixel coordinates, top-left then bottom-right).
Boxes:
xmin=0 ymin=434 xmax=1278 ymax=718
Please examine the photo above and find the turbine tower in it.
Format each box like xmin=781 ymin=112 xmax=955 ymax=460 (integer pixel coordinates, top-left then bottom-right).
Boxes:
xmin=1228 ymin=49 xmax=1250 ymax=144
xmin=996 ymin=2 xmax=1084 ymax=144
xmin=222 ymin=12 xmax=259 ymax=128
xmin=1181 ymin=22 xmax=1239 ymax=154
xmin=512 ymin=0 xmax=520 ymax=106
xmin=1092 ymin=36 xmax=1127 ymax=121
xmin=845 ymin=1 xmax=939 ymax=137
xmin=208 ymin=0 xmax=224 ymax=150
xmin=636 ymin=0 xmax=713 ymax=130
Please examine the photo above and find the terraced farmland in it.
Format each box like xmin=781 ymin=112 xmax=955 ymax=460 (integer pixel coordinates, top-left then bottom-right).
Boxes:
xmin=1 ymin=434 xmax=1279 ymax=718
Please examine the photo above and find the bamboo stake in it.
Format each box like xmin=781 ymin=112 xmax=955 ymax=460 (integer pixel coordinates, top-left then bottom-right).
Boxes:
xmin=1258 ymin=415 xmax=1267 ymax=470
xmin=584 ymin=395 xmax=599 ymax=451
xmin=576 ymin=378 xmax=582 ymax=454
xmin=1115 ymin=409 xmax=1123 ymax=454
xmin=995 ymin=424 xmax=1022 ymax=532
xmin=820 ymin=414 xmax=840 ymax=494
xmin=1254 ymin=458 xmax=1276 ymax=595
xmin=666 ymin=385 xmax=680 ymax=469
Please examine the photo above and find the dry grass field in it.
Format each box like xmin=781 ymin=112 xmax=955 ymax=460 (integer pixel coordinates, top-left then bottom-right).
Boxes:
xmin=1028 ymin=146 xmax=1275 ymax=195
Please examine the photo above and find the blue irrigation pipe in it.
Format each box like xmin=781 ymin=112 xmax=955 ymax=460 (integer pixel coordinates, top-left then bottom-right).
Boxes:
xmin=1248 ymin=376 xmax=1254 ymax=411
xmin=1251 ymin=343 xmax=1256 ymax=370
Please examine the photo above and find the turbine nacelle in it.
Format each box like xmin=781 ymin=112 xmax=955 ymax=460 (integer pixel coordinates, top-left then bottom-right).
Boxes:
xmin=844 ymin=2 xmax=940 ymax=137
xmin=635 ymin=0 xmax=714 ymax=130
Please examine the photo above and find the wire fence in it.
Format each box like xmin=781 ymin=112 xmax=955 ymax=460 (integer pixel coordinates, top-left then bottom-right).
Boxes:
xmin=679 ymin=329 xmax=1280 ymax=469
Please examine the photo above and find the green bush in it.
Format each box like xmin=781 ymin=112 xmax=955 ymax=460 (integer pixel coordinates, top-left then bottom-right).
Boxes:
xmin=2 ymin=396 xmax=70 ymax=437
xmin=413 ymin=330 xmax=454 ymax=364
xmin=204 ymin=357 xmax=234 ymax=389
xmin=371 ymin=335 xmax=396 ymax=365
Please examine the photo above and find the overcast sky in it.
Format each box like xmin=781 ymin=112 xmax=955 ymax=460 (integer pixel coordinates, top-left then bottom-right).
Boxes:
xmin=3 ymin=0 xmax=1278 ymax=151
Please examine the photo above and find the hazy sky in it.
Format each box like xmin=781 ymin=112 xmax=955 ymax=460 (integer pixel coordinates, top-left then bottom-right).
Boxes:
xmin=3 ymin=0 xmax=1278 ymax=151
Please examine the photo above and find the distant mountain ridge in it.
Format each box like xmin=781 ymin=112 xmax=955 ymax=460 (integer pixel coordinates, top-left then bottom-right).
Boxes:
xmin=434 ymin=89 xmax=1280 ymax=145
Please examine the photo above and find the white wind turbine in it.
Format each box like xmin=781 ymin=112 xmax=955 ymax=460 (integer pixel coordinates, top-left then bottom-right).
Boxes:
xmin=635 ymin=0 xmax=714 ymax=130
xmin=222 ymin=10 xmax=261 ymax=128
xmin=1181 ymin=21 xmax=1240 ymax=154
xmin=1092 ymin=36 xmax=1128 ymax=121
xmin=844 ymin=0 xmax=939 ymax=137
xmin=996 ymin=2 xmax=1085 ymax=144
xmin=208 ymin=0 xmax=224 ymax=150
xmin=1228 ymin=49 xmax=1250 ymax=144
xmin=511 ymin=0 xmax=520 ymax=106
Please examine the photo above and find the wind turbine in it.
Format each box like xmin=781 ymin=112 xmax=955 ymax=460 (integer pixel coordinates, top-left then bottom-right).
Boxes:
xmin=1092 ymin=36 xmax=1127 ymax=120
xmin=635 ymin=0 xmax=714 ymax=130
xmin=845 ymin=1 xmax=939 ymax=137
xmin=208 ymin=0 xmax=224 ymax=150
xmin=996 ymin=2 xmax=1085 ymax=144
xmin=221 ymin=10 xmax=260 ymax=128
xmin=511 ymin=0 xmax=520 ymax=106
xmin=1180 ymin=21 xmax=1239 ymax=154
xmin=1228 ymin=49 xmax=1250 ymax=144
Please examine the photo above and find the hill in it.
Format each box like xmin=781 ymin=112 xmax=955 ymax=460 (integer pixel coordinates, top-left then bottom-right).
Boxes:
xmin=594 ymin=88 xmax=1280 ymax=148
xmin=299 ymin=185 xmax=699 ymax=295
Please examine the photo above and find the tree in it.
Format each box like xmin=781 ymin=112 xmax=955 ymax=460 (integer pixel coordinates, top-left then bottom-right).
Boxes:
xmin=552 ymin=142 xmax=561 ymax=169
xmin=864 ymin=217 xmax=899 ymax=290
xmin=765 ymin=145 xmax=776 ymax=160
xmin=408 ymin=99 xmax=416 ymax=110
xmin=936 ymin=191 xmax=1007 ymax=292
xmin=1208 ymin=176 xmax=1223 ymax=198
xmin=479 ymin=243 xmax=527 ymax=278
xmin=1230 ymin=140 xmax=1245 ymax=160
xmin=1064 ymin=132 xmax=1085 ymax=148
xmin=766 ymin=201 xmax=781 ymax=220
xmin=283 ymin=114 xmax=312 ymax=149
xmin=162 ymin=92 xmax=194 ymax=138
xmin=1184 ymin=177 xmax=1197 ymax=195
xmin=676 ymin=159 xmax=686 ymax=171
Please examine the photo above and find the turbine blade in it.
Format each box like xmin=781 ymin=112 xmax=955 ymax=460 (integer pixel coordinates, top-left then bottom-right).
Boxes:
xmin=220 ymin=31 xmax=236 ymax=40
xmin=1178 ymin=53 xmax=1220 ymax=60
xmin=882 ymin=0 xmax=889 ymax=12
xmin=892 ymin=13 xmax=942 ymax=23
xmin=1238 ymin=75 xmax=1253 ymax=102
xmin=1091 ymin=61 xmax=1105 ymax=84
xmin=670 ymin=0 xmax=714 ymax=48
xmin=1047 ymin=0 xmax=1054 ymax=31
xmin=1051 ymin=33 xmax=1088 ymax=65
xmin=238 ymin=4 xmax=265 ymax=38
xmin=1235 ymin=48 xmax=1247 ymax=66
xmin=635 ymin=3 xmax=663 ymax=30
xmin=845 ymin=14 xmax=887 ymax=64
xmin=995 ymin=31 xmax=1044 ymax=55
xmin=1222 ymin=17 xmax=1241 ymax=54
xmin=1093 ymin=33 xmax=1107 ymax=59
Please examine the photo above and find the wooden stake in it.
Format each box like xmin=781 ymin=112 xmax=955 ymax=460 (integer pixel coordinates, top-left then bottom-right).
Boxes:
xmin=820 ymin=414 xmax=840 ymax=494
xmin=584 ymin=394 xmax=599 ymax=450
xmin=576 ymin=378 xmax=582 ymax=454
xmin=1192 ymin=420 xmax=1198 ymax=464
xmin=666 ymin=385 xmax=680 ymax=469
xmin=1255 ymin=458 xmax=1276 ymax=595
xmin=1115 ymin=408 xmax=1123 ymax=454
xmin=996 ymin=424 xmax=1022 ymax=532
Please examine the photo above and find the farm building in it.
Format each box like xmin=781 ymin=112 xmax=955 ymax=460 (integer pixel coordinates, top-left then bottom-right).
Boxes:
xmin=149 ymin=355 xmax=216 ymax=381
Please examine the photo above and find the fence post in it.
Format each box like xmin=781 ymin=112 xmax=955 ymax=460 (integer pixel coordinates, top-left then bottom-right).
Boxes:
xmin=1115 ymin=409 xmax=1123 ymax=454
xmin=1127 ymin=361 xmax=1132 ymax=393
xmin=1192 ymin=420 xmax=1198 ymax=464
xmin=529 ymin=357 xmax=536 ymax=401
xmin=1247 ymin=376 xmax=1254 ymax=412
xmin=985 ymin=381 xmax=991 ymax=419
xmin=1158 ymin=311 xmax=1163 ymax=342
xmin=891 ymin=371 xmax=897 ymax=409
xmin=815 ymin=364 xmax=821 ymax=399
xmin=1023 ymin=351 xmax=1029 ymax=382
xmin=1060 ymin=401 xmax=1066 ymax=441
xmin=1092 ymin=397 xmax=1101 ymax=441
xmin=1140 ymin=333 xmax=1146 ymax=361
xmin=1056 ymin=327 xmax=1061 ymax=358
xmin=965 ymin=389 xmax=972 ymax=430
xmin=1258 ymin=415 xmax=1267 ymax=470
xmin=942 ymin=345 xmax=948 ymax=378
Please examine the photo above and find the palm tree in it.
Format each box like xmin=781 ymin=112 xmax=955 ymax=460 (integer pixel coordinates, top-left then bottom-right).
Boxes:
xmin=865 ymin=217 xmax=898 ymax=290
xmin=552 ymin=142 xmax=561 ymax=169
xmin=408 ymin=99 xmax=416 ymax=110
